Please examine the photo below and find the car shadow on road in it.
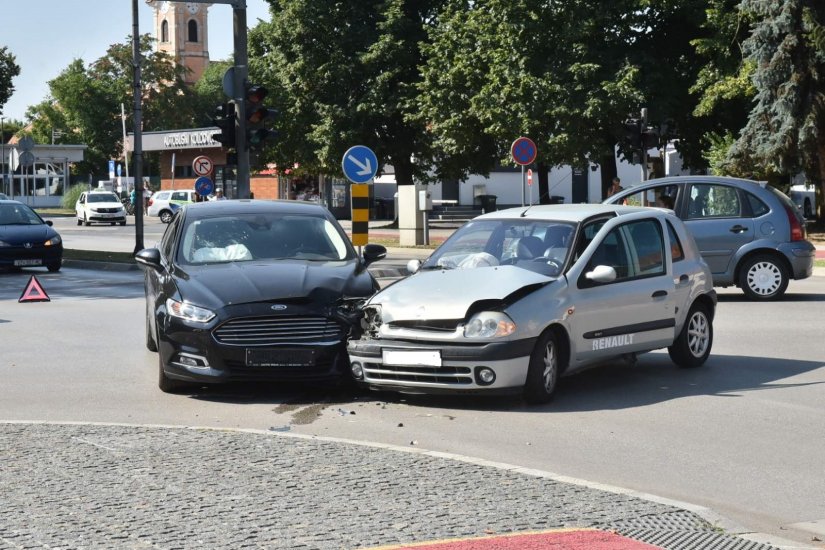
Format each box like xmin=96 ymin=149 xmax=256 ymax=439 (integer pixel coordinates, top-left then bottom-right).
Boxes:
xmin=716 ymin=292 xmax=825 ymax=303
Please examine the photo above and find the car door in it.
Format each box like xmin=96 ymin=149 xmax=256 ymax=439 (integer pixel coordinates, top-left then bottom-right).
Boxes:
xmin=145 ymin=214 xmax=182 ymax=335
xmin=567 ymin=216 xmax=676 ymax=363
xmin=683 ymin=182 xmax=754 ymax=276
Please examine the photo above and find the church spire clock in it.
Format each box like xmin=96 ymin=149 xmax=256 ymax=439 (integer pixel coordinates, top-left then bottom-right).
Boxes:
xmin=146 ymin=1 xmax=212 ymax=85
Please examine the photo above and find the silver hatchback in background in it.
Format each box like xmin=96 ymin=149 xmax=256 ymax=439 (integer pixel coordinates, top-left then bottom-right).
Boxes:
xmin=348 ymin=204 xmax=717 ymax=404
xmin=604 ymin=175 xmax=815 ymax=300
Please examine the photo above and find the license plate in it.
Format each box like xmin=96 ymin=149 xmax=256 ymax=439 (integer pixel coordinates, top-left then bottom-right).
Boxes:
xmin=245 ymin=348 xmax=317 ymax=367
xmin=382 ymin=349 xmax=442 ymax=367
xmin=14 ymin=259 xmax=42 ymax=266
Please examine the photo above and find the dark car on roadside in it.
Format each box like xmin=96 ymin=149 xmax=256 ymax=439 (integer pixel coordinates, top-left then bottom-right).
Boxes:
xmin=135 ymin=199 xmax=386 ymax=393
xmin=604 ymin=175 xmax=815 ymax=300
xmin=0 ymin=200 xmax=63 ymax=272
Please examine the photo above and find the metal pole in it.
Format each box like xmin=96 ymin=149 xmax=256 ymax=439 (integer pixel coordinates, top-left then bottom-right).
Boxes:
xmin=121 ymin=103 xmax=130 ymax=183
xmin=132 ymin=0 xmax=145 ymax=253
xmin=0 ymin=117 xmax=5 ymax=196
xmin=233 ymin=1 xmax=250 ymax=199
xmin=521 ymin=164 xmax=525 ymax=207
xmin=641 ymin=107 xmax=648 ymax=181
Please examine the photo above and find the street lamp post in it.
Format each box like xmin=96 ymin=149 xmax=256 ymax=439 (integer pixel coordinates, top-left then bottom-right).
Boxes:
xmin=132 ymin=0 xmax=145 ymax=253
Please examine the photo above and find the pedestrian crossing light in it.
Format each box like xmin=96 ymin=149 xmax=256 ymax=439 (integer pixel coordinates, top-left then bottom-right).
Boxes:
xmin=244 ymin=82 xmax=278 ymax=149
xmin=213 ymin=101 xmax=236 ymax=149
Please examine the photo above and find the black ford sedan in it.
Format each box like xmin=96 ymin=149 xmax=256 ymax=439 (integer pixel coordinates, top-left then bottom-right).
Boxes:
xmin=0 ymin=200 xmax=63 ymax=272
xmin=135 ymin=199 xmax=386 ymax=393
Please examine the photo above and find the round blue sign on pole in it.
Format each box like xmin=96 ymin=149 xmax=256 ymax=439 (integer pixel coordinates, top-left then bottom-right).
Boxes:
xmin=511 ymin=137 xmax=537 ymax=166
xmin=341 ymin=145 xmax=378 ymax=183
xmin=194 ymin=176 xmax=215 ymax=197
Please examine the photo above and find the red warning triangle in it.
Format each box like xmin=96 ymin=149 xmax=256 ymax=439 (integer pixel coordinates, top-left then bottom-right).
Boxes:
xmin=19 ymin=275 xmax=50 ymax=303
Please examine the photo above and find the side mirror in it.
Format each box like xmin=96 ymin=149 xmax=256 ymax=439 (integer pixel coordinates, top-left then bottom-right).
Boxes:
xmin=134 ymin=248 xmax=163 ymax=271
xmin=585 ymin=265 xmax=617 ymax=283
xmin=46 ymin=220 xmax=53 ymax=226
xmin=362 ymin=243 xmax=387 ymax=267
xmin=406 ymin=259 xmax=421 ymax=274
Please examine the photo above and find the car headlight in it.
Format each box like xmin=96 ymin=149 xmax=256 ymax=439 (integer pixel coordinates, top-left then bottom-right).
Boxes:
xmin=44 ymin=236 xmax=61 ymax=247
xmin=166 ymin=298 xmax=215 ymax=323
xmin=463 ymin=311 xmax=516 ymax=338
xmin=0 ymin=240 xmax=10 ymax=248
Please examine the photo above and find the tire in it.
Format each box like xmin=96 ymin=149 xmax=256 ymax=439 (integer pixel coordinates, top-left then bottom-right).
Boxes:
xmin=119 ymin=221 xmax=126 ymax=226
xmin=668 ymin=302 xmax=713 ymax=368
xmin=76 ymin=217 xmax=82 ymax=226
xmin=83 ymin=214 xmax=91 ymax=227
xmin=804 ymin=199 xmax=813 ymax=219
xmin=738 ymin=254 xmax=789 ymax=300
xmin=110 ymin=222 xmax=116 ymax=226
xmin=47 ymin=262 xmax=61 ymax=273
xmin=159 ymin=210 xmax=173 ymax=224
xmin=523 ymin=329 xmax=561 ymax=405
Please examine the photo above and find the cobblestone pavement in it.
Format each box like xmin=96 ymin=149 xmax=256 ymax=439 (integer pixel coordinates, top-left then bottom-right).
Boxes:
xmin=0 ymin=423 xmax=784 ymax=550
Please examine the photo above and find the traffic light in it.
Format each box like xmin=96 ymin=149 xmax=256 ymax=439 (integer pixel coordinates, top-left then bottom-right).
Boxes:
xmin=213 ymin=101 xmax=236 ymax=149
xmin=244 ymin=82 xmax=278 ymax=149
xmin=641 ymin=126 xmax=660 ymax=149
xmin=623 ymin=118 xmax=642 ymax=148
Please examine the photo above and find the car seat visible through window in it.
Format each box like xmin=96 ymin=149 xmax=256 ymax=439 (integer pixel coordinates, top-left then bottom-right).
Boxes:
xmin=516 ymin=236 xmax=546 ymax=260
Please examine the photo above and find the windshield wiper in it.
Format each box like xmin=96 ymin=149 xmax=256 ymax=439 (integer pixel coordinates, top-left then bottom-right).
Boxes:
xmin=419 ymin=264 xmax=453 ymax=271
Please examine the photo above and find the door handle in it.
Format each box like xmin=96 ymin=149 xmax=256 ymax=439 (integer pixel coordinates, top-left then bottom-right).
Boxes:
xmin=677 ymin=274 xmax=689 ymax=284
xmin=729 ymin=225 xmax=749 ymax=233
xmin=652 ymin=290 xmax=668 ymax=298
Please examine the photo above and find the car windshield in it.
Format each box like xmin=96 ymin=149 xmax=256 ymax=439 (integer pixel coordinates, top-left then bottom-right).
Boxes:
xmin=87 ymin=193 xmax=119 ymax=203
xmin=0 ymin=203 xmax=44 ymax=225
xmin=422 ymin=218 xmax=575 ymax=276
xmin=178 ymin=213 xmax=353 ymax=265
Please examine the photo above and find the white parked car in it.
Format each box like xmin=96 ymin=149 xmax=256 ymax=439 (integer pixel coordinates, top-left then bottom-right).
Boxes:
xmin=75 ymin=191 xmax=126 ymax=226
xmin=789 ymin=183 xmax=816 ymax=219
xmin=148 ymin=189 xmax=196 ymax=223
xmin=348 ymin=204 xmax=717 ymax=404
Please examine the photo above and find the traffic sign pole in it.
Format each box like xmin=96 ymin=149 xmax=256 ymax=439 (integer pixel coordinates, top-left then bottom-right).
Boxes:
xmin=521 ymin=165 xmax=525 ymax=207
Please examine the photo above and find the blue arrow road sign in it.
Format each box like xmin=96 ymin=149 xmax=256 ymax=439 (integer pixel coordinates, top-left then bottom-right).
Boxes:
xmin=341 ymin=145 xmax=378 ymax=183
xmin=194 ymin=176 xmax=215 ymax=197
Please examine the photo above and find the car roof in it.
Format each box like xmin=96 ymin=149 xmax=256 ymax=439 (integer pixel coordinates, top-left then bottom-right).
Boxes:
xmin=625 ymin=175 xmax=768 ymax=189
xmin=476 ymin=203 xmax=662 ymax=222
xmin=181 ymin=199 xmax=333 ymax=220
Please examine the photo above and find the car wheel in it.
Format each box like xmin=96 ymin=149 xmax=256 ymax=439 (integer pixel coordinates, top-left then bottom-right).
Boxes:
xmin=119 ymin=221 xmax=126 ymax=226
xmin=159 ymin=210 xmax=173 ymax=224
xmin=76 ymin=217 xmax=82 ymax=226
xmin=83 ymin=214 xmax=91 ymax=226
xmin=668 ymin=302 xmax=713 ymax=368
xmin=46 ymin=262 xmax=61 ymax=273
xmin=523 ymin=329 xmax=561 ymax=405
xmin=738 ymin=254 xmax=789 ymax=300
xmin=804 ymin=199 xmax=813 ymax=219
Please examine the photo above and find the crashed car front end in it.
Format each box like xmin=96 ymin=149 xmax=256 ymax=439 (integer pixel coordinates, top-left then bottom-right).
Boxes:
xmin=347 ymin=266 xmax=557 ymax=394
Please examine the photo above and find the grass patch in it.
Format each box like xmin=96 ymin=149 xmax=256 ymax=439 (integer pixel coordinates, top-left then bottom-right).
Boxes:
xmin=35 ymin=208 xmax=75 ymax=216
xmin=63 ymin=249 xmax=135 ymax=264
xmin=816 ymin=259 xmax=825 ymax=268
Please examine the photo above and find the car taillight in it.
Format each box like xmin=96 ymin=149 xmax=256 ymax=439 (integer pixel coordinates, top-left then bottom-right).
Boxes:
xmin=148 ymin=198 xmax=154 ymax=206
xmin=783 ymin=203 xmax=806 ymax=241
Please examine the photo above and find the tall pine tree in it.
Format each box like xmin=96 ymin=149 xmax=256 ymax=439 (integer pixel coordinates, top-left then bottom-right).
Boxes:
xmin=729 ymin=0 xmax=825 ymax=217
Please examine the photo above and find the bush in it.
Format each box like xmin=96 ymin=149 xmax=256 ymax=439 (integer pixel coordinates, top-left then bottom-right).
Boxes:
xmin=62 ymin=184 xmax=86 ymax=209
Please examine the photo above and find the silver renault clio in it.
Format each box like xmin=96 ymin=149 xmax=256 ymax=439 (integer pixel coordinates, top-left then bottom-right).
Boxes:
xmin=348 ymin=204 xmax=717 ymax=404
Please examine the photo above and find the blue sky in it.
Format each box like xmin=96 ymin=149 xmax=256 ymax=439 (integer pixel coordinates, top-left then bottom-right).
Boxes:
xmin=1 ymin=1 xmax=271 ymax=122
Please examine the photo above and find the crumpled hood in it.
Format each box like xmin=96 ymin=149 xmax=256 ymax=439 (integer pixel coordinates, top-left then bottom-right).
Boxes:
xmin=175 ymin=259 xmax=374 ymax=309
xmin=369 ymin=266 xmax=553 ymax=321
xmin=0 ymin=225 xmax=56 ymax=245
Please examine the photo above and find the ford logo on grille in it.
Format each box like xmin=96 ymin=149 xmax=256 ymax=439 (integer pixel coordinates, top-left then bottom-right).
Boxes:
xmin=24 ymin=243 xmax=33 ymax=249
xmin=271 ymin=304 xmax=288 ymax=311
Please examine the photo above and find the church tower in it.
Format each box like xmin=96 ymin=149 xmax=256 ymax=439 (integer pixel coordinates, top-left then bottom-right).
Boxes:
xmin=146 ymin=1 xmax=212 ymax=85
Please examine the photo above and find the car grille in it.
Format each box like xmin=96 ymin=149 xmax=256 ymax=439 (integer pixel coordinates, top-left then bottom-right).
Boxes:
xmin=95 ymin=208 xmax=120 ymax=213
xmin=213 ymin=315 xmax=345 ymax=346
xmin=387 ymin=319 xmax=460 ymax=332
xmin=363 ymin=363 xmax=473 ymax=385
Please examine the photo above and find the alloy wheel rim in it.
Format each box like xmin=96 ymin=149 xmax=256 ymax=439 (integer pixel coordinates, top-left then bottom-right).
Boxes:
xmin=747 ymin=261 xmax=781 ymax=295
xmin=542 ymin=340 xmax=557 ymax=392
xmin=687 ymin=311 xmax=709 ymax=357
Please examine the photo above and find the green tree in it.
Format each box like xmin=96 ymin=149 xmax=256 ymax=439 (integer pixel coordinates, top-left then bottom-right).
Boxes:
xmin=249 ymin=0 xmax=444 ymax=184
xmin=0 ymin=46 xmax=21 ymax=115
xmin=416 ymin=0 xmax=645 ymax=201
xmin=728 ymin=0 xmax=825 ymax=216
